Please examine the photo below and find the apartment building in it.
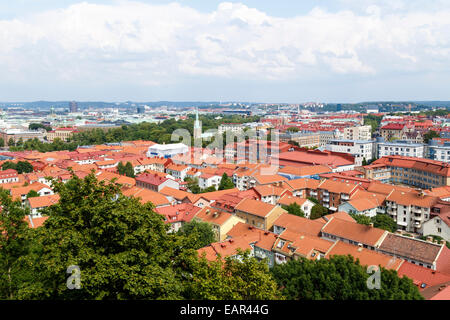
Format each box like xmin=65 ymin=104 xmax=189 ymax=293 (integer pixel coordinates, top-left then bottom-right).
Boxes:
xmin=279 ymin=132 xmax=321 ymax=148
xmin=355 ymin=163 xmax=391 ymax=183
xmin=422 ymin=201 xmax=450 ymax=241
xmin=343 ymin=125 xmax=372 ymax=141
xmin=324 ymin=139 xmax=374 ymax=166
xmin=194 ymin=207 xmax=245 ymax=241
xmin=218 ymin=123 xmax=245 ymax=135
xmin=315 ymin=179 xmax=362 ymax=212
xmin=234 ymin=198 xmax=287 ymax=231
xmin=321 ymin=217 xmax=388 ymax=250
xmin=277 ymin=149 xmax=355 ymax=172
xmin=377 ymin=139 xmax=425 ymax=158
xmin=165 ymin=163 xmax=190 ymax=181
xmin=0 ymin=129 xmax=45 ymax=145
xmin=0 ymin=169 xmax=19 ymax=184
xmin=380 ymin=123 xmax=406 ymax=141
xmin=45 ymin=127 xmax=78 ymax=142
xmin=135 ymin=173 xmax=179 ymax=192
xmin=428 ymin=140 xmax=450 ymax=163
xmin=385 ymin=189 xmax=438 ymax=233
xmin=373 ymin=156 xmax=450 ymax=189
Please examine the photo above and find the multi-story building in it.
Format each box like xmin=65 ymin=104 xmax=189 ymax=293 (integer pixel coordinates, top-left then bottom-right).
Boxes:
xmin=315 ymin=179 xmax=361 ymax=212
xmin=324 ymin=139 xmax=374 ymax=166
xmin=135 ymin=173 xmax=179 ymax=192
xmin=279 ymin=132 xmax=321 ymax=148
xmin=377 ymin=139 xmax=425 ymax=158
xmin=225 ymin=140 xmax=293 ymax=163
xmin=69 ymin=101 xmax=78 ymax=113
xmin=45 ymin=127 xmax=78 ymax=142
xmin=422 ymin=200 xmax=450 ymax=242
xmin=277 ymin=149 xmax=355 ymax=172
xmin=165 ymin=163 xmax=190 ymax=181
xmin=385 ymin=189 xmax=438 ymax=233
xmin=380 ymin=123 xmax=406 ymax=141
xmin=319 ymin=130 xmax=339 ymax=147
xmin=0 ymin=169 xmax=19 ymax=184
xmin=355 ymin=163 xmax=391 ymax=183
xmin=344 ymin=125 xmax=372 ymax=141
xmin=218 ymin=123 xmax=245 ymax=135
xmin=428 ymin=140 xmax=450 ymax=163
xmin=234 ymin=198 xmax=287 ymax=231
xmin=0 ymin=129 xmax=45 ymax=145
xmin=372 ymin=156 xmax=450 ymax=189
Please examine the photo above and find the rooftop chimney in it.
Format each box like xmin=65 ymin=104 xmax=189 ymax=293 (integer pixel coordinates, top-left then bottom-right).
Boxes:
xmin=426 ymin=236 xmax=433 ymax=242
xmin=369 ymin=223 xmax=374 ymax=228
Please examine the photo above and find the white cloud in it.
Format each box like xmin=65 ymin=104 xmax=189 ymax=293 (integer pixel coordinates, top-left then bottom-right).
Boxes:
xmin=0 ymin=0 xmax=450 ymax=90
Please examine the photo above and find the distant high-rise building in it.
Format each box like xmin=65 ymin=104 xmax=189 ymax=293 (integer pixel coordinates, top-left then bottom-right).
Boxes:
xmin=137 ymin=106 xmax=146 ymax=114
xmin=69 ymin=101 xmax=78 ymax=113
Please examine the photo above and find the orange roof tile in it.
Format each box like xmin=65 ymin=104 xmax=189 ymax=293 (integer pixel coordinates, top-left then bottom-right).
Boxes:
xmin=325 ymin=241 xmax=404 ymax=270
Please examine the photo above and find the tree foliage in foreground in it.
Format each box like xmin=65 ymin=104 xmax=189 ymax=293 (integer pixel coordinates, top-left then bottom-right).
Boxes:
xmin=0 ymin=189 xmax=33 ymax=299
xmin=178 ymin=220 xmax=216 ymax=249
xmin=350 ymin=213 xmax=397 ymax=233
xmin=189 ymin=250 xmax=282 ymax=300
xmin=282 ymin=203 xmax=305 ymax=217
xmin=0 ymin=172 xmax=279 ymax=300
xmin=271 ymin=255 xmax=423 ymax=300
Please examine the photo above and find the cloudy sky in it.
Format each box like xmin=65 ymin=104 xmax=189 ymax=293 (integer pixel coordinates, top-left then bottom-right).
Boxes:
xmin=0 ymin=0 xmax=449 ymax=103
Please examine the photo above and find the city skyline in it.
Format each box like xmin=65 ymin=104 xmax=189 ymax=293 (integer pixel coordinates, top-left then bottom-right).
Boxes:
xmin=0 ymin=0 xmax=449 ymax=103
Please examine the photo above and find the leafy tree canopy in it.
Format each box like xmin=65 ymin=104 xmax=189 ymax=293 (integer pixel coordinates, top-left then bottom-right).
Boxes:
xmin=271 ymin=255 xmax=423 ymax=300
xmin=218 ymin=173 xmax=234 ymax=190
xmin=282 ymin=203 xmax=305 ymax=217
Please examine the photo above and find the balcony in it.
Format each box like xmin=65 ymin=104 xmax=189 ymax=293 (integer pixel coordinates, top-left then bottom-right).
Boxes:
xmin=310 ymin=191 xmax=318 ymax=196
xmin=322 ymin=191 xmax=329 ymax=196
xmin=341 ymin=194 xmax=349 ymax=200
xmin=323 ymin=203 xmax=330 ymax=208
xmin=322 ymin=197 xmax=330 ymax=202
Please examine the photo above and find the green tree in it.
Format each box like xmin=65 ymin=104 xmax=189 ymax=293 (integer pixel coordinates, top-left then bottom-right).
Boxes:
xmin=0 ymin=189 xmax=33 ymax=299
xmin=307 ymin=196 xmax=319 ymax=204
xmin=117 ymin=162 xmax=125 ymax=175
xmin=310 ymin=204 xmax=328 ymax=220
xmin=26 ymin=190 xmax=39 ymax=199
xmin=372 ymin=214 xmax=397 ymax=232
xmin=362 ymin=158 xmax=368 ymax=166
xmin=124 ymin=162 xmax=135 ymax=178
xmin=185 ymin=177 xmax=201 ymax=194
xmin=188 ymin=250 xmax=282 ymax=300
xmin=271 ymin=255 xmax=423 ymax=300
xmin=0 ymin=138 xmax=4 ymax=147
xmin=423 ymin=130 xmax=440 ymax=143
xmin=19 ymin=173 xmax=193 ymax=299
xmin=201 ymin=186 xmax=217 ymax=193
xmin=7 ymin=138 xmax=15 ymax=147
xmin=1 ymin=161 xmax=16 ymax=171
xmin=349 ymin=213 xmax=372 ymax=225
xmin=178 ymin=220 xmax=216 ymax=249
xmin=218 ymin=173 xmax=234 ymax=190
xmin=282 ymin=203 xmax=305 ymax=217
xmin=15 ymin=161 xmax=34 ymax=174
